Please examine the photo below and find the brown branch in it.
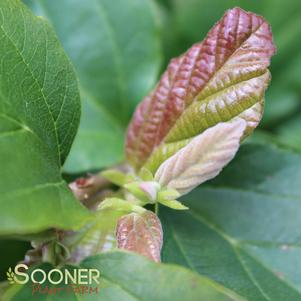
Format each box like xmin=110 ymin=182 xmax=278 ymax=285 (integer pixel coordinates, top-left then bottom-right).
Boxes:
xmin=68 ymin=164 xmax=128 ymax=209
xmin=69 ymin=174 xmax=111 ymax=202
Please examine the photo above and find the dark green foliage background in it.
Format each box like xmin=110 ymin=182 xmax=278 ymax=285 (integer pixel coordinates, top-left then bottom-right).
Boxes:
xmin=1 ymin=0 xmax=301 ymax=300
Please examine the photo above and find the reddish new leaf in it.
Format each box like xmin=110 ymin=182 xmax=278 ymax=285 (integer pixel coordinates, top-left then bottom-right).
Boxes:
xmin=126 ymin=7 xmax=275 ymax=172
xmin=116 ymin=210 xmax=163 ymax=262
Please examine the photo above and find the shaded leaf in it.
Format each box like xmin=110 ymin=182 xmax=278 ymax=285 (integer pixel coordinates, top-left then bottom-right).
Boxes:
xmin=0 ymin=240 xmax=29 ymax=282
xmin=126 ymin=7 xmax=275 ymax=172
xmin=155 ymin=118 xmax=246 ymax=195
xmin=116 ymin=211 xmax=163 ymax=262
xmin=25 ymin=0 xmax=162 ymax=172
xmin=161 ymin=143 xmax=301 ymax=301
xmin=275 ymin=115 xmax=301 ymax=153
xmin=0 ymin=0 xmax=90 ymax=234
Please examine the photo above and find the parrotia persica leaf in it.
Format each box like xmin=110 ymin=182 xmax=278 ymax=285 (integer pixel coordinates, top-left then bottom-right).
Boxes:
xmin=155 ymin=118 xmax=246 ymax=196
xmin=161 ymin=143 xmax=301 ymax=300
xmin=116 ymin=210 xmax=163 ymax=262
xmin=0 ymin=0 xmax=90 ymax=234
xmin=25 ymin=0 xmax=162 ymax=173
xmin=126 ymin=7 xmax=276 ymax=173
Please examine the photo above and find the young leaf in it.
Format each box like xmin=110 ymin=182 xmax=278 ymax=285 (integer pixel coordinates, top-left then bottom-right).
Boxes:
xmin=125 ymin=181 xmax=161 ymax=203
xmin=157 ymin=187 xmax=188 ymax=209
xmin=101 ymin=169 xmax=127 ymax=187
xmin=31 ymin=199 xmax=145 ymax=265
xmin=168 ymin=0 xmax=301 ymax=126
xmin=0 ymin=0 xmax=90 ymax=234
xmin=60 ymin=208 xmax=127 ymax=264
xmin=155 ymin=118 xmax=246 ymax=195
xmin=99 ymin=198 xmax=145 ymax=214
xmin=158 ymin=199 xmax=189 ymax=210
xmin=126 ymin=7 xmax=275 ymax=173
xmin=116 ymin=211 xmax=163 ymax=262
xmin=139 ymin=167 xmax=155 ymax=181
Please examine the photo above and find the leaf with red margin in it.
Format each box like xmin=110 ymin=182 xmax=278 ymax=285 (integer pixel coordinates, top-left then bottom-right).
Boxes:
xmin=126 ymin=7 xmax=275 ymax=173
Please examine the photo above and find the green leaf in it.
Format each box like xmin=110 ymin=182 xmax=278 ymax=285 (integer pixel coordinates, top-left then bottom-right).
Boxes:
xmin=139 ymin=167 xmax=155 ymax=181
xmin=61 ymin=208 xmax=127 ymax=264
xmin=4 ymin=251 xmax=246 ymax=301
xmin=101 ymin=169 xmax=127 ymax=187
xmin=245 ymin=130 xmax=284 ymax=148
xmin=99 ymin=198 xmax=145 ymax=213
xmin=159 ymin=199 xmax=188 ymax=210
xmin=275 ymin=115 xmax=301 ymax=153
xmin=25 ymin=0 xmax=162 ymax=172
xmin=125 ymin=181 xmax=161 ymax=203
xmin=126 ymin=8 xmax=275 ymax=173
xmin=161 ymin=143 xmax=301 ymax=300
xmin=0 ymin=0 xmax=91 ymax=234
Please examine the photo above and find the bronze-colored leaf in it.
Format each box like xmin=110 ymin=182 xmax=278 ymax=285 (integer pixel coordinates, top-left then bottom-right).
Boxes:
xmin=126 ymin=7 xmax=275 ymax=173
xmin=116 ymin=211 xmax=163 ymax=262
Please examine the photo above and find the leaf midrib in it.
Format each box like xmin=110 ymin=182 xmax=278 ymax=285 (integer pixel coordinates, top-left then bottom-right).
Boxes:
xmin=233 ymin=247 xmax=271 ymax=301
xmin=142 ymin=18 xmax=266 ymax=168
xmin=0 ymin=8 xmax=61 ymax=164
xmin=185 ymin=208 xmax=301 ymax=299
xmin=165 ymin=213 xmax=257 ymax=300
xmin=0 ymin=112 xmax=56 ymax=159
xmin=0 ymin=128 xmax=27 ymax=138
xmin=2 ymin=181 xmax=65 ymax=199
xmin=164 ymin=72 xmax=267 ymax=145
xmin=99 ymin=276 xmax=142 ymax=301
